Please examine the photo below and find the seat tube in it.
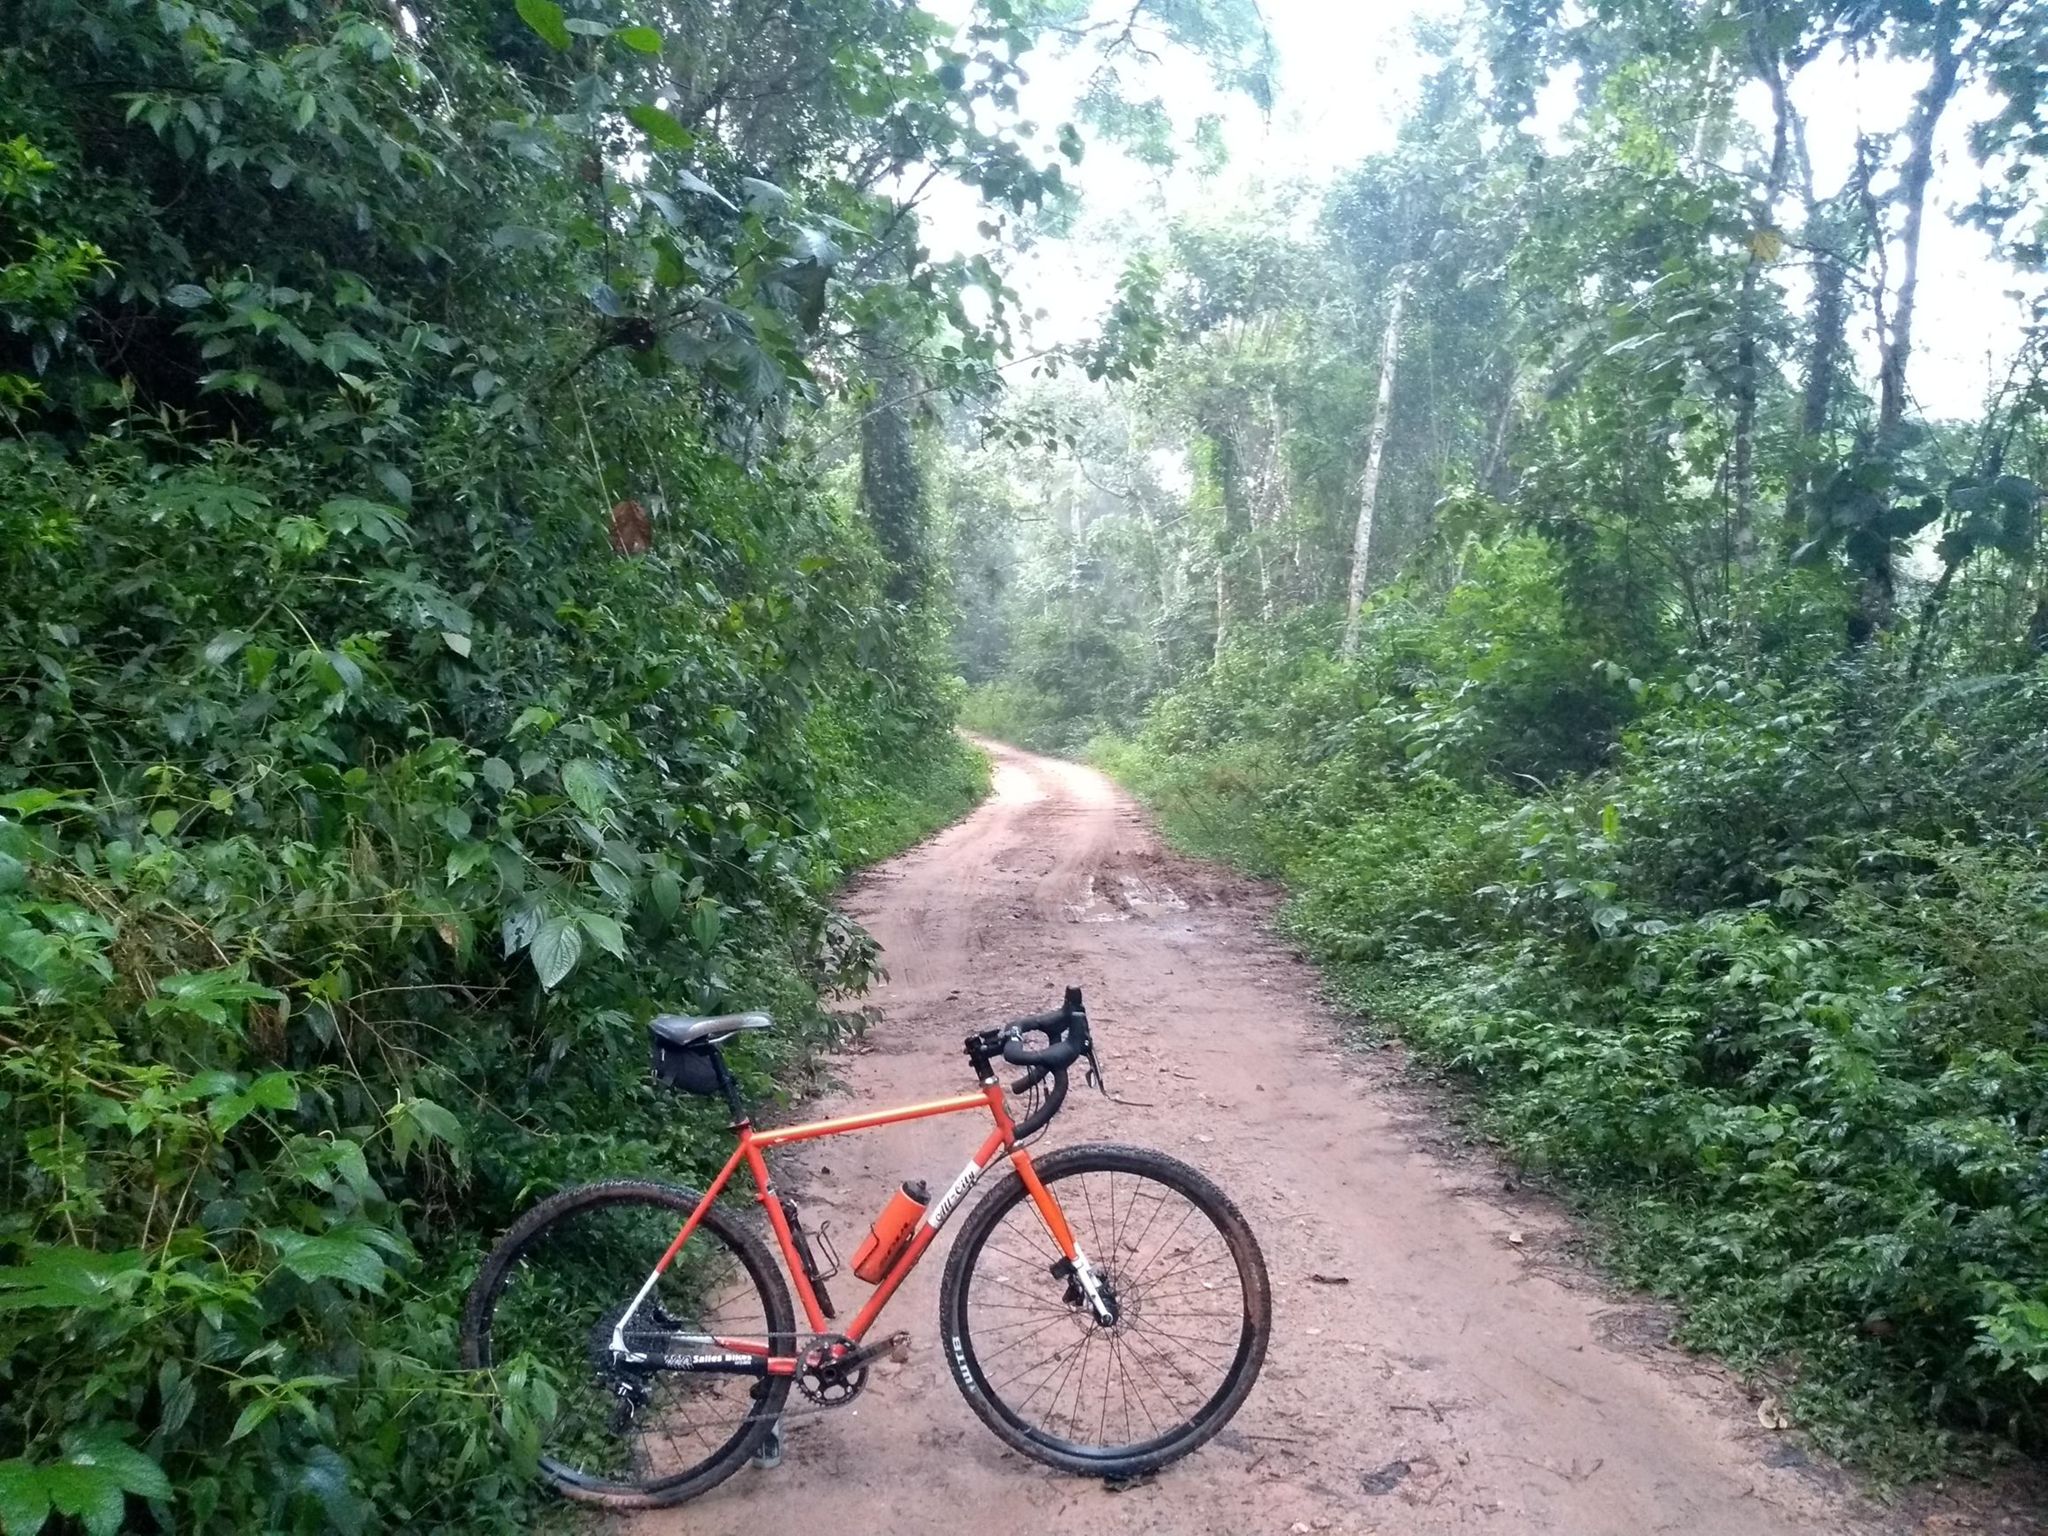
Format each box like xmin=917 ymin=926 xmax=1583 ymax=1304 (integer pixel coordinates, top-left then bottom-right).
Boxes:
xmin=747 ymin=1135 xmax=829 ymax=1333
xmin=711 ymin=1048 xmax=747 ymax=1125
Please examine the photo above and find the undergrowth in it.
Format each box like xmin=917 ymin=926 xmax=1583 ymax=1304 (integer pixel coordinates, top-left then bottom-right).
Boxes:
xmin=1088 ymin=540 xmax=2048 ymax=1481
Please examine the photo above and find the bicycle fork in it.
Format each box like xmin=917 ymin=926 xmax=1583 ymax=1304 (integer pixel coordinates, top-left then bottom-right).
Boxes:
xmin=984 ymin=1146 xmax=1118 ymax=1326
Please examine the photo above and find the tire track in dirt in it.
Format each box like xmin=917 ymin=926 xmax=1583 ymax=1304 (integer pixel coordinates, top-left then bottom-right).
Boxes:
xmin=630 ymin=739 xmax=1908 ymax=1536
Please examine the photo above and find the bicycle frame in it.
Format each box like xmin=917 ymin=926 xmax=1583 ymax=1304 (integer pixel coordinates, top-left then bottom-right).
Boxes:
xmin=609 ymin=1078 xmax=1105 ymax=1372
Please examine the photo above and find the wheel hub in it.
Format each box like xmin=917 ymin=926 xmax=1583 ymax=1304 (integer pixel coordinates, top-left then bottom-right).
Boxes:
xmin=1053 ymin=1259 xmax=1123 ymax=1329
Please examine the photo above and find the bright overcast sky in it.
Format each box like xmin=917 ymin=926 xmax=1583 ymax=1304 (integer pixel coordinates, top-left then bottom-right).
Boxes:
xmin=922 ymin=0 xmax=2039 ymax=421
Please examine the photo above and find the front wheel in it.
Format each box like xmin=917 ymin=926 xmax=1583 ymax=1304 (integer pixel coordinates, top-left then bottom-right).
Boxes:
xmin=938 ymin=1143 xmax=1271 ymax=1478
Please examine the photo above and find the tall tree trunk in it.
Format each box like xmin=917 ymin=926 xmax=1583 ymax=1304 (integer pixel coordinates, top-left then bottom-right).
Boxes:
xmin=859 ymin=338 xmax=925 ymax=607
xmin=1788 ymin=148 xmax=1866 ymax=533
xmin=1250 ymin=421 xmax=1273 ymax=621
xmin=1733 ymin=36 xmax=1795 ymax=577
xmin=1799 ymin=253 xmax=1847 ymax=443
xmin=1213 ymin=562 xmax=1228 ymax=660
xmin=1690 ymin=43 xmax=1725 ymax=165
xmin=1067 ymin=487 xmax=1084 ymax=590
xmin=1481 ymin=359 xmax=1517 ymax=498
xmin=1340 ymin=277 xmax=1408 ymax=659
xmin=1209 ymin=421 xmax=1250 ymax=660
xmin=1146 ymin=499 xmax=1177 ymax=673
xmin=857 ymin=215 xmax=926 ymax=609
xmin=1878 ymin=5 xmax=1965 ymax=447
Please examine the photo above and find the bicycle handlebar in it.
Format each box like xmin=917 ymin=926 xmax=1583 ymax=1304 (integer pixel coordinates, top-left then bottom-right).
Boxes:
xmin=1001 ymin=1031 xmax=1083 ymax=1070
xmin=1005 ymin=1006 xmax=1070 ymax=1036
xmin=998 ymin=986 xmax=1094 ymax=1073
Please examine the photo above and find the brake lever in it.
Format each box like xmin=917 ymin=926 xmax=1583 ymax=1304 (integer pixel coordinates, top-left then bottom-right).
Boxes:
xmin=1081 ymin=1035 xmax=1106 ymax=1094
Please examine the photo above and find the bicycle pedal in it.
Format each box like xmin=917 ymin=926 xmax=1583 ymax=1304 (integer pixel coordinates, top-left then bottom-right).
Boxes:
xmin=751 ymin=1420 xmax=784 ymax=1471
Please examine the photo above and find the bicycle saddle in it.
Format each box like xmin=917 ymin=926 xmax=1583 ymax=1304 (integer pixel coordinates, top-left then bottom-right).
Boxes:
xmin=649 ymin=1012 xmax=773 ymax=1048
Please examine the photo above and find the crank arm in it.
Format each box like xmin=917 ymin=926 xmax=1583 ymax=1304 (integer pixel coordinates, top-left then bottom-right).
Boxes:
xmin=827 ymin=1330 xmax=911 ymax=1375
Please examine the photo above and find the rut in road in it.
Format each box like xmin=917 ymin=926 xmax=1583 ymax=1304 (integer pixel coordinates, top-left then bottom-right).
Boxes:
xmin=630 ymin=739 xmax=1892 ymax=1536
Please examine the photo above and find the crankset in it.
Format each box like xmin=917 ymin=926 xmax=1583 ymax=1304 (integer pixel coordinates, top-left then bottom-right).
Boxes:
xmin=794 ymin=1330 xmax=910 ymax=1408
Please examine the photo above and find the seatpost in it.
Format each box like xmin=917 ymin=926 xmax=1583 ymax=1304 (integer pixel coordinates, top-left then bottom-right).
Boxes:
xmin=709 ymin=1048 xmax=749 ymax=1125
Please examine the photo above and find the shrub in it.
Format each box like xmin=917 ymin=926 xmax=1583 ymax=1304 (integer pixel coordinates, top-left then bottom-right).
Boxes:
xmin=1094 ymin=556 xmax=2048 ymax=1471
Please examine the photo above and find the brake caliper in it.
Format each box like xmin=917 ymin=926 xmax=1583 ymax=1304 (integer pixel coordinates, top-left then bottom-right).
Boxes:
xmin=1050 ymin=1255 xmax=1119 ymax=1326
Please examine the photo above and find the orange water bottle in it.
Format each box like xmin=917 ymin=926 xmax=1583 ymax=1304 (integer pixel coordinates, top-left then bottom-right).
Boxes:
xmin=851 ymin=1180 xmax=928 ymax=1283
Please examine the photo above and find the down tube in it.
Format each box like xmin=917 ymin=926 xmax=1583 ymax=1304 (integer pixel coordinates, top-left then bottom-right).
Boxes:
xmin=842 ymin=1125 xmax=1009 ymax=1341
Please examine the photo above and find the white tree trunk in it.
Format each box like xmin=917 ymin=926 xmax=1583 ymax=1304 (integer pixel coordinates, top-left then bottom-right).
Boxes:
xmin=1340 ymin=277 xmax=1408 ymax=659
xmin=1879 ymin=10 xmax=1962 ymax=447
xmin=1213 ymin=560 xmax=1228 ymax=660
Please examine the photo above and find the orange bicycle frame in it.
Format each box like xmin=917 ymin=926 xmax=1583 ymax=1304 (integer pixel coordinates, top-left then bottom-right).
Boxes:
xmin=611 ymin=1078 xmax=1085 ymax=1371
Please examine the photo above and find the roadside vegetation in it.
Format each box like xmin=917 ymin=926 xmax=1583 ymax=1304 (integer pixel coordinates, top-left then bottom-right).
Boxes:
xmin=949 ymin=0 xmax=2048 ymax=1480
xmin=0 ymin=0 xmax=1273 ymax=1528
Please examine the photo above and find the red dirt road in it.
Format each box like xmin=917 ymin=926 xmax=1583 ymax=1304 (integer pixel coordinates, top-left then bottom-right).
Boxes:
xmin=632 ymin=740 xmax=1901 ymax=1536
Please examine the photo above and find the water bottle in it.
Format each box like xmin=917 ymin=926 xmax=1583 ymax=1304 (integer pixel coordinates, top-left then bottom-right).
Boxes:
xmin=850 ymin=1179 xmax=928 ymax=1283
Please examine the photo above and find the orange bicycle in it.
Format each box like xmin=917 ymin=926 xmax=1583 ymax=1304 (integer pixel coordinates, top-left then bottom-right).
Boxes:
xmin=462 ymin=988 xmax=1271 ymax=1508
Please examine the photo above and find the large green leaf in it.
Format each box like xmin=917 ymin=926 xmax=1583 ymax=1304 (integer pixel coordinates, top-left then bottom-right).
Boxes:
xmin=0 ymin=1461 xmax=50 ymax=1536
xmin=579 ymin=910 xmax=628 ymax=959
xmin=389 ymin=1096 xmax=467 ymax=1168
xmin=530 ymin=915 xmax=582 ymax=989
xmin=0 ymin=1248 xmax=148 ymax=1312
xmin=561 ymin=758 xmax=613 ymax=820
xmin=626 ymin=103 xmax=694 ymax=151
xmin=207 ymin=1070 xmax=300 ymax=1132
xmin=145 ymin=966 xmax=282 ymax=1028
xmin=39 ymin=1463 xmax=123 ymax=1536
xmin=60 ymin=1433 xmax=169 ymax=1503
xmin=317 ymin=497 xmax=410 ymax=546
xmin=264 ymin=1230 xmax=387 ymax=1292
xmin=514 ymin=0 xmax=570 ymax=49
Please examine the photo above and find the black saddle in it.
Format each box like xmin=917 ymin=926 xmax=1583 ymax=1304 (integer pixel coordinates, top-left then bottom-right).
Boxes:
xmin=649 ymin=1012 xmax=773 ymax=1049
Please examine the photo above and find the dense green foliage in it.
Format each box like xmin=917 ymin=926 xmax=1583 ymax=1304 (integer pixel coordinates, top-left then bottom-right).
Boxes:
xmin=0 ymin=0 xmax=1253 ymax=1524
xmin=1094 ymin=555 xmax=2048 ymax=1471
xmin=954 ymin=0 xmax=2048 ymax=1478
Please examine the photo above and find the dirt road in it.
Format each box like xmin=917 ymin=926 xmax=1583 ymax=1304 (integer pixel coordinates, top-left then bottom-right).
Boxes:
xmin=634 ymin=739 xmax=1892 ymax=1536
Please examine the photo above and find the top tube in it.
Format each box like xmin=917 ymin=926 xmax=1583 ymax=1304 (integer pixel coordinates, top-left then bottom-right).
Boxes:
xmin=748 ymin=1088 xmax=1001 ymax=1148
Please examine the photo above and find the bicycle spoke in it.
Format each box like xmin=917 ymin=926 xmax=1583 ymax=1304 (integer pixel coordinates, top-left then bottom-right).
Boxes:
xmin=960 ymin=1164 xmax=1255 ymax=1457
xmin=478 ymin=1192 xmax=778 ymax=1494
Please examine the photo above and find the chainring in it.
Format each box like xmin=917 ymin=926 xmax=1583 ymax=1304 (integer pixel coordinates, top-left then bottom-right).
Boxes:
xmin=796 ymin=1334 xmax=868 ymax=1406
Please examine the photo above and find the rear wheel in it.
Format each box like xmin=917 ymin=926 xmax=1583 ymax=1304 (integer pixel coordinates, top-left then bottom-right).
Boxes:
xmin=938 ymin=1143 xmax=1270 ymax=1478
xmin=462 ymin=1180 xmax=794 ymax=1509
